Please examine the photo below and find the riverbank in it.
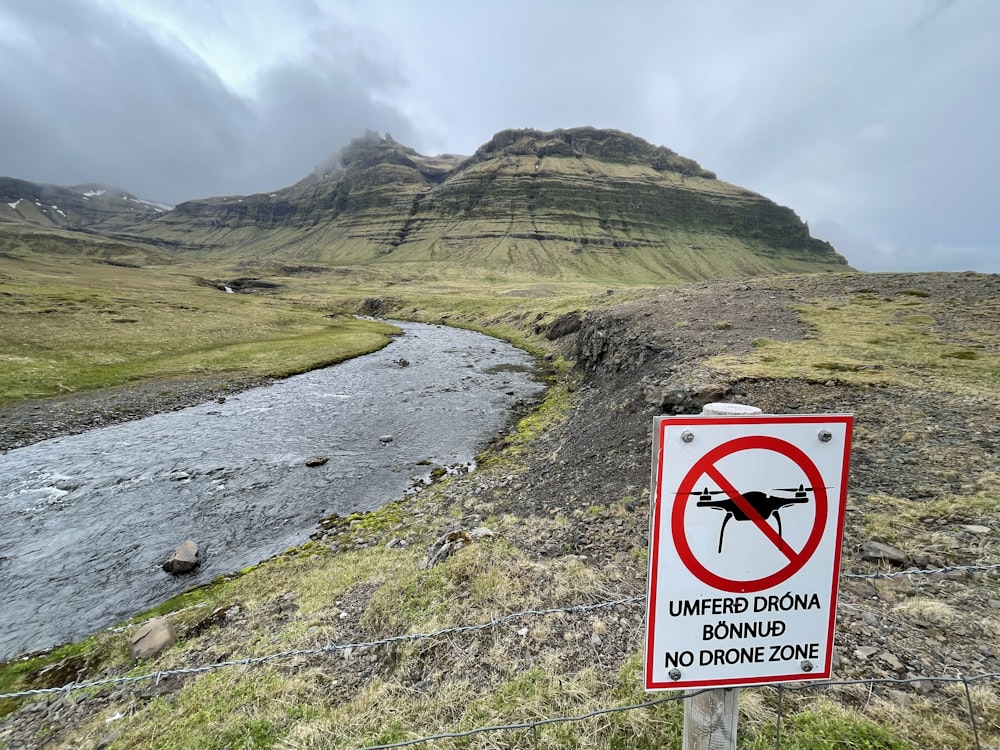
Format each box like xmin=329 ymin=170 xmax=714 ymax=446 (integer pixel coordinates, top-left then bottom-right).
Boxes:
xmin=2 ymin=271 xmax=998 ymax=749
xmin=0 ymin=375 xmax=275 ymax=453
xmin=0 ymin=321 xmax=546 ymax=660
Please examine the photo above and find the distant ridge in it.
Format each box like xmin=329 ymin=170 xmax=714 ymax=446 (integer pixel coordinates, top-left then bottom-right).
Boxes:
xmin=1 ymin=128 xmax=850 ymax=283
xmin=0 ymin=177 xmax=169 ymax=232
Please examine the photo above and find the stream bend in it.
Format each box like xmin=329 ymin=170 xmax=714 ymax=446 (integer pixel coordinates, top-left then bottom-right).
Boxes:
xmin=0 ymin=321 xmax=545 ymax=660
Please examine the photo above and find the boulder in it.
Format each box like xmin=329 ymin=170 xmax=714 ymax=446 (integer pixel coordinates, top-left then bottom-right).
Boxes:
xmin=129 ymin=618 xmax=177 ymax=660
xmin=163 ymin=540 xmax=200 ymax=573
xmin=420 ymin=527 xmax=497 ymax=569
xmin=545 ymin=312 xmax=582 ymax=340
xmin=860 ymin=540 xmax=908 ymax=566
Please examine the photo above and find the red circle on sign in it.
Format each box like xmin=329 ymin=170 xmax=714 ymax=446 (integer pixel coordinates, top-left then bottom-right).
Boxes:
xmin=671 ymin=435 xmax=828 ymax=593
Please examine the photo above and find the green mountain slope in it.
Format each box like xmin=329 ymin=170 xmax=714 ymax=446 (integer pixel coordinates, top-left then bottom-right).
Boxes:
xmin=6 ymin=128 xmax=851 ymax=284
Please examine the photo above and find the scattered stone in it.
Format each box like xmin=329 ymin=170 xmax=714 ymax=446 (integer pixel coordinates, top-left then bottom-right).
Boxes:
xmin=419 ymin=528 xmax=495 ymax=569
xmin=304 ymin=455 xmax=329 ymax=467
xmin=959 ymin=524 xmax=990 ymax=534
xmin=883 ymin=688 xmax=912 ymax=708
xmin=878 ymin=651 xmax=906 ymax=672
xmin=854 ymin=646 xmax=880 ymax=660
xmin=860 ymin=540 xmax=908 ymax=566
xmin=163 ymin=540 xmax=199 ymax=574
xmin=911 ymin=678 xmax=936 ymax=696
xmin=129 ymin=618 xmax=177 ymax=660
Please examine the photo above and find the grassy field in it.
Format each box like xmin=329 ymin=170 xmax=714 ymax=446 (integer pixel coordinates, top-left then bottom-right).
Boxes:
xmin=1 ymin=229 xmax=997 ymax=748
xmin=709 ymin=283 xmax=1000 ymax=398
xmin=0 ymin=232 xmax=398 ymax=404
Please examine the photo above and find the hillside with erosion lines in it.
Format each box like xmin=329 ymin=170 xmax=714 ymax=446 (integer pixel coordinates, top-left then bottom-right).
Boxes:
xmin=2 ymin=128 xmax=849 ymax=284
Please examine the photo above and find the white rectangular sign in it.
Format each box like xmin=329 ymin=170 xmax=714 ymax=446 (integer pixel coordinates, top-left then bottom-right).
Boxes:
xmin=644 ymin=413 xmax=852 ymax=691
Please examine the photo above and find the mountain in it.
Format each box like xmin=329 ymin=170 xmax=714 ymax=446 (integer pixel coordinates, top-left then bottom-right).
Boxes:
xmin=2 ymin=128 xmax=850 ymax=282
xmin=0 ymin=177 xmax=170 ymax=232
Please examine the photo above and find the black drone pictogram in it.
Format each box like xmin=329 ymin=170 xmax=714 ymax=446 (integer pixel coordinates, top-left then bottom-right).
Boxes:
xmin=680 ymin=484 xmax=822 ymax=553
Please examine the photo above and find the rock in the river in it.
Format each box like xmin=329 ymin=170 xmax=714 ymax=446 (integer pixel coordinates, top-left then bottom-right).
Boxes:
xmin=860 ymin=540 xmax=908 ymax=566
xmin=129 ymin=618 xmax=177 ymax=660
xmin=305 ymin=456 xmax=329 ymax=467
xmin=379 ymin=435 xmax=394 ymax=444
xmin=163 ymin=540 xmax=200 ymax=573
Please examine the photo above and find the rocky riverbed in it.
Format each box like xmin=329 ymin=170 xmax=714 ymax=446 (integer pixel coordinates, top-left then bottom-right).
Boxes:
xmin=2 ymin=272 xmax=998 ymax=748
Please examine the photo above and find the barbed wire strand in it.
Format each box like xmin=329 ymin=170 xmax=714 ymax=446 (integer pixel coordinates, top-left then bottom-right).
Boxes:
xmin=355 ymin=675 xmax=1000 ymax=750
xmin=842 ymin=562 xmax=1000 ymax=580
xmin=1 ymin=562 xmax=997 ymax=702
xmin=0 ymin=597 xmax=643 ymax=701
xmin=358 ymin=690 xmax=697 ymax=750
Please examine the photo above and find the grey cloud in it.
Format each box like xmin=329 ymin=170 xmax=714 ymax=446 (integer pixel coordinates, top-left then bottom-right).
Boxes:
xmin=0 ymin=0 xmax=416 ymax=203
xmin=0 ymin=0 xmax=249 ymax=202
xmin=0 ymin=0 xmax=995 ymax=274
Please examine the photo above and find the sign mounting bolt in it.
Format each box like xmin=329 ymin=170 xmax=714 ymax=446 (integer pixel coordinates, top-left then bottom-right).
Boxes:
xmin=681 ymin=430 xmax=695 ymax=443
xmin=818 ymin=430 xmax=832 ymax=443
xmin=800 ymin=660 xmax=814 ymax=672
xmin=668 ymin=668 xmax=682 ymax=681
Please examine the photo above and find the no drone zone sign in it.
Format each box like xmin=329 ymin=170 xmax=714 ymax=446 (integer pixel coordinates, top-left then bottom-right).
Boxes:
xmin=644 ymin=411 xmax=852 ymax=691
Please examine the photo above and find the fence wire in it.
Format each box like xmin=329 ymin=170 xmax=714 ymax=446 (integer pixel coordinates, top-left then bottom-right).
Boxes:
xmin=1 ymin=561 xmax=997 ymax=703
xmin=356 ymin=673 xmax=1000 ymax=750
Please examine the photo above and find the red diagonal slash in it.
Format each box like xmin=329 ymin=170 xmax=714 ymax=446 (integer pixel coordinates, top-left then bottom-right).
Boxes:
xmin=705 ymin=464 xmax=799 ymax=561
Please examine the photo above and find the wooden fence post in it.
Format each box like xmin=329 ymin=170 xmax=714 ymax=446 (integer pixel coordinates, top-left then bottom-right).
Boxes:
xmin=681 ymin=402 xmax=762 ymax=750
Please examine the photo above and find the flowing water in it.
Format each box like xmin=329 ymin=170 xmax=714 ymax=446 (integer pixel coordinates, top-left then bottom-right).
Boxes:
xmin=0 ymin=321 xmax=545 ymax=660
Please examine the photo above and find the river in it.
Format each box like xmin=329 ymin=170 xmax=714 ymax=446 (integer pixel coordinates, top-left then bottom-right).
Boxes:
xmin=0 ymin=321 xmax=545 ymax=660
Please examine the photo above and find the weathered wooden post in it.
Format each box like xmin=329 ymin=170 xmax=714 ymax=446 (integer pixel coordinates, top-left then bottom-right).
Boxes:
xmin=682 ymin=685 xmax=739 ymax=750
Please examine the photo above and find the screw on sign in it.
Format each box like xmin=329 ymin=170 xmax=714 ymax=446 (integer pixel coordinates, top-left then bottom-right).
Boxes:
xmin=645 ymin=410 xmax=852 ymax=692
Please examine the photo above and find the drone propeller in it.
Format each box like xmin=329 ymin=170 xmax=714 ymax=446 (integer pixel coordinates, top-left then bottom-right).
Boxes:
xmin=771 ymin=484 xmax=826 ymax=493
xmin=678 ymin=487 xmax=726 ymax=496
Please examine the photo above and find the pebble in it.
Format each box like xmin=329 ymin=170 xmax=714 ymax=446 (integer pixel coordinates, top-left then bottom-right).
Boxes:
xmin=855 ymin=646 xmax=879 ymax=660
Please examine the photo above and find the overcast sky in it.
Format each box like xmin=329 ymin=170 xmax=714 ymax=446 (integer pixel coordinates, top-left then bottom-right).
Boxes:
xmin=2 ymin=0 xmax=997 ymax=273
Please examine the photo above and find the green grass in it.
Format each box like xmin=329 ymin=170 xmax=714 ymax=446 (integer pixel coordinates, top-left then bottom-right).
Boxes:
xmin=2 ymin=230 xmax=996 ymax=749
xmin=0 ymin=249 xmax=399 ymax=404
xmin=709 ymin=290 xmax=1000 ymax=398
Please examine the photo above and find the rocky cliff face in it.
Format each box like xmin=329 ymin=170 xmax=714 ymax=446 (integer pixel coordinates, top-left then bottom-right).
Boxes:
xmin=0 ymin=178 xmax=167 ymax=231
xmin=5 ymin=128 xmax=850 ymax=281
